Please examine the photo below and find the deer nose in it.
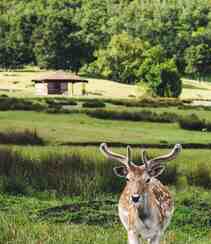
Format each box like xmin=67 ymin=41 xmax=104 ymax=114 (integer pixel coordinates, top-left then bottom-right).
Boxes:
xmin=131 ymin=194 xmax=140 ymax=203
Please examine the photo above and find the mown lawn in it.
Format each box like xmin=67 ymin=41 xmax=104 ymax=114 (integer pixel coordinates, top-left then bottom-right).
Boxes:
xmin=1 ymin=111 xmax=211 ymax=145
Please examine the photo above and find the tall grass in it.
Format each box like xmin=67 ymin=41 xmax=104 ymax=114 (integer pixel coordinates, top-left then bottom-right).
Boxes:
xmin=0 ymin=129 xmax=44 ymax=145
xmin=0 ymin=146 xmax=210 ymax=196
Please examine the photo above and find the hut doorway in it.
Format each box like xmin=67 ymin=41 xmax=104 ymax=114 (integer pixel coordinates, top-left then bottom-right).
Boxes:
xmin=48 ymin=82 xmax=62 ymax=94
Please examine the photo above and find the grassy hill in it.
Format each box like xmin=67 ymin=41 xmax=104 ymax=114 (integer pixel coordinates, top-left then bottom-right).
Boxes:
xmin=0 ymin=70 xmax=139 ymax=98
xmin=1 ymin=69 xmax=211 ymax=99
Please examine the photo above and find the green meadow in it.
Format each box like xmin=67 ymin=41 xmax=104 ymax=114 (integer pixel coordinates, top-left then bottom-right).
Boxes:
xmin=0 ymin=145 xmax=209 ymax=243
xmin=0 ymin=98 xmax=210 ymax=243
xmin=1 ymin=110 xmax=211 ymax=145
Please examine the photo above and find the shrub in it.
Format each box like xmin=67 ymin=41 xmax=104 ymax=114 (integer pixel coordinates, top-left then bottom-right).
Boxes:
xmin=82 ymin=100 xmax=106 ymax=108
xmin=188 ymin=163 xmax=211 ymax=188
xmin=87 ymin=109 xmax=178 ymax=123
xmin=160 ymin=162 xmax=178 ymax=184
xmin=105 ymin=97 xmax=184 ymax=108
xmin=44 ymin=97 xmax=77 ymax=106
xmin=178 ymin=114 xmax=211 ymax=131
xmin=0 ymin=97 xmax=48 ymax=111
xmin=1 ymin=177 xmax=32 ymax=195
xmin=0 ymin=129 xmax=45 ymax=145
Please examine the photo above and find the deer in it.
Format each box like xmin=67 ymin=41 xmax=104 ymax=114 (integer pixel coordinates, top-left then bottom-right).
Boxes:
xmin=100 ymin=143 xmax=182 ymax=244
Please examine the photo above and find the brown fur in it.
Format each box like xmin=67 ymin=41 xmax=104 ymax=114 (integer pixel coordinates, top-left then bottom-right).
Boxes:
xmin=100 ymin=143 xmax=181 ymax=244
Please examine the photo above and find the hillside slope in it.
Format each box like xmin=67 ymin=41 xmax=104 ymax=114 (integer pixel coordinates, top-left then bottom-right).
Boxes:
xmin=1 ymin=70 xmax=211 ymax=99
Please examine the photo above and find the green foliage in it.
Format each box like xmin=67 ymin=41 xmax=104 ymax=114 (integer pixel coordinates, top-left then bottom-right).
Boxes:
xmin=0 ymin=97 xmax=48 ymax=111
xmin=178 ymin=113 xmax=211 ymax=131
xmin=185 ymin=43 xmax=211 ymax=78
xmin=139 ymin=48 xmax=182 ymax=97
xmin=44 ymin=97 xmax=77 ymax=106
xmin=1 ymin=0 xmax=211 ymax=94
xmin=87 ymin=109 xmax=178 ymax=123
xmin=34 ymin=10 xmax=86 ymax=71
xmin=82 ymin=100 xmax=106 ymax=108
xmin=83 ymin=33 xmax=146 ymax=83
xmin=0 ymin=129 xmax=45 ymax=145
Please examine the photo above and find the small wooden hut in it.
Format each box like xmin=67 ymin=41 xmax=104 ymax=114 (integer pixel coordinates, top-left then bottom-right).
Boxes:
xmin=32 ymin=72 xmax=88 ymax=96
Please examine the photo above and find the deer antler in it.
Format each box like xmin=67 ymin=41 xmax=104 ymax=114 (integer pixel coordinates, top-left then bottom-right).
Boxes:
xmin=142 ymin=144 xmax=182 ymax=175
xmin=100 ymin=143 xmax=133 ymax=167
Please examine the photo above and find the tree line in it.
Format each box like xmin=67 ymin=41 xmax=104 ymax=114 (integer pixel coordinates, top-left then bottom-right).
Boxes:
xmin=0 ymin=0 xmax=211 ymax=96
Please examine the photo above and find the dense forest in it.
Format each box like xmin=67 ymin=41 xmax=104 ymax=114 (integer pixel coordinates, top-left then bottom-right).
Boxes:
xmin=0 ymin=0 xmax=211 ymax=96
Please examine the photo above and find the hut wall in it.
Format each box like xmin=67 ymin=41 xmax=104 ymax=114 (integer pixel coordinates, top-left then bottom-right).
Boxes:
xmin=35 ymin=83 xmax=48 ymax=96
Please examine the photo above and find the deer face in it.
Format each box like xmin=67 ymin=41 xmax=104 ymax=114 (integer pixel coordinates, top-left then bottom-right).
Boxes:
xmin=100 ymin=143 xmax=182 ymax=206
xmin=124 ymin=165 xmax=150 ymax=205
xmin=114 ymin=163 xmax=161 ymax=206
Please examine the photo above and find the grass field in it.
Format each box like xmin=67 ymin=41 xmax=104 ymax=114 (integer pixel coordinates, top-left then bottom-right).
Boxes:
xmin=1 ymin=69 xmax=211 ymax=99
xmin=0 ymin=187 xmax=210 ymax=244
xmin=0 ymin=146 xmax=210 ymax=243
xmin=0 ymin=70 xmax=138 ymax=98
xmin=1 ymin=70 xmax=211 ymax=243
xmin=0 ymin=110 xmax=211 ymax=145
xmin=0 ymin=114 xmax=210 ymax=243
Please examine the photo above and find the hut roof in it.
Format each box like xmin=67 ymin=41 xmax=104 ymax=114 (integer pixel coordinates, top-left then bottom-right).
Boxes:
xmin=32 ymin=72 xmax=88 ymax=83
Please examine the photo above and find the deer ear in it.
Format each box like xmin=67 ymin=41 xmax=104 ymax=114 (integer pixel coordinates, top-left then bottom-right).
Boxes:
xmin=148 ymin=165 xmax=165 ymax=178
xmin=113 ymin=166 xmax=128 ymax=178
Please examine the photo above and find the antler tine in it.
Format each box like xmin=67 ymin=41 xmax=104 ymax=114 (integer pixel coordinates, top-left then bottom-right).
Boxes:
xmin=142 ymin=150 xmax=149 ymax=170
xmin=100 ymin=143 xmax=129 ymax=166
xmin=148 ymin=144 xmax=182 ymax=165
xmin=127 ymin=145 xmax=133 ymax=165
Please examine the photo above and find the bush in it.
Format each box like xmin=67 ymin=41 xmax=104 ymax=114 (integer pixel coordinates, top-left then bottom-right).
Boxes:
xmin=103 ymin=97 xmax=184 ymax=108
xmin=1 ymin=177 xmax=32 ymax=195
xmin=0 ymin=97 xmax=48 ymax=111
xmin=87 ymin=109 xmax=178 ymax=123
xmin=44 ymin=97 xmax=77 ymax=106
xmin=82 ymin=100 xmax=106 ymax=108
xmin=188 ymin=162 xmax=211 ymax=188
xmin=0 ymin=129 xmax=45 ymax=145
xmin=178 ymin=114 xmax=211 ymax=131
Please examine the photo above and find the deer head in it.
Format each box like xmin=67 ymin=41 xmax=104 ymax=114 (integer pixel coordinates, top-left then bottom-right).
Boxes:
xmin=100 ymin=143 xmax=182 ymax=206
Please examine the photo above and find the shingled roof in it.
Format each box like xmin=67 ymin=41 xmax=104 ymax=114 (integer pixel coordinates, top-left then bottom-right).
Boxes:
xmin=32 ymin=72 xmax=88 ymax=83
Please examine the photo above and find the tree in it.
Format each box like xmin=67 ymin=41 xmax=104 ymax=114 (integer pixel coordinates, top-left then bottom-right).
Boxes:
xmin=158 ymin=61 xmax=182 ymax=97
xmin=33 ymin=10 xmax=86 ymax=72
xmin=83 ymin=33 xmax=146 ymax=84
xmin=139 ymin=47 xmax=182 ymax=97
xmin=185 ymin=44 xmax=211 ymax=78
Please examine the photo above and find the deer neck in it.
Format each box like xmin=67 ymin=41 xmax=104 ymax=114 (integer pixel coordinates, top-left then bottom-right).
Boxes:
xmin=137 ymin=192 xmax=151 ymax=222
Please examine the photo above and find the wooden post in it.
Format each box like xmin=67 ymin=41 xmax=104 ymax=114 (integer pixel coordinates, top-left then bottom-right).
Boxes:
xmin=72 ymin=83 xmax=74 ymax=96
xmin=82 ymin=83 xmax=86 ymax=96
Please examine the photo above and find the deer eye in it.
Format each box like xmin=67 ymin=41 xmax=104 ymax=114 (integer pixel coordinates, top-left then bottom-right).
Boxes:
xmin=145 ymin=178 xmax=151 ymax=184
xmin=126 ymin=178 xmax=130 ymax=181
